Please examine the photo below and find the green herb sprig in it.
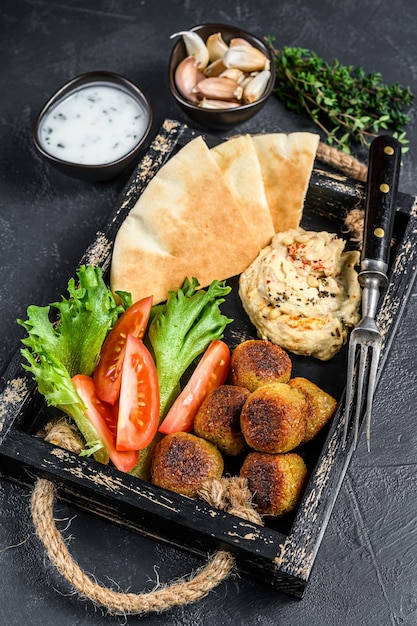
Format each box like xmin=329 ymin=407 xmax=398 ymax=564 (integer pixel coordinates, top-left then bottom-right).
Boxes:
xmin=267 ymin=40 xmax=414 ymax=154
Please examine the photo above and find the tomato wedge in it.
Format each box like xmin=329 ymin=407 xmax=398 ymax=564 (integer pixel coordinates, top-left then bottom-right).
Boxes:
xmin=158 ymin=339 xmax=231 ymax=435
xmin=94 ymin=295 xmax=153 ymax=405
xmin=72 ymin=374 xmax=139 ymax=473
xmin=117 ymin=334 xmax=160 ymax=451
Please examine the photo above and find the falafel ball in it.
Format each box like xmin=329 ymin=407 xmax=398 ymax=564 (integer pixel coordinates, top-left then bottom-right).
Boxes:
xmin=229 ymin=339 xmax=292 ymax=392
xmin=194 ymin=385 xmax=250 ymax=456
xmin=240 ymin=451 xmax=307 ymax=516
xmin=150 ymin=432 xmax=224 ymax=498
xmin=240 ymin=382 xmax=307 ymax=453
xmin=288 ymin=377 xmax=337 ymax=443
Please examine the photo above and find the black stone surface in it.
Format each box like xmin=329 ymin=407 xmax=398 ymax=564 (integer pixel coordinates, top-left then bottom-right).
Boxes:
xmin=1 ymin=1 xmax=417 ymax=624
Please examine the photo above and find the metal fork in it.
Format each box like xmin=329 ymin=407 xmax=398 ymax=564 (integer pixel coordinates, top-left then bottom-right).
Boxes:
xmin=342 ymin=135 xmax=401 ymax=451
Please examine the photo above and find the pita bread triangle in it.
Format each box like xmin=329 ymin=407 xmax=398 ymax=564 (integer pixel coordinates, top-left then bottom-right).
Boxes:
xmin=110 ymin=135 xmax=261 ymax=304
xmin=251 ymin=132 xmax=319 ymax=232
xmin=210 ymin=134 xmax=275 ymax=248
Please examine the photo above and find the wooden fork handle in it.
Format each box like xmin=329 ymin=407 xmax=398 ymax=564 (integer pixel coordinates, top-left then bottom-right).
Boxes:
xmin=362 ymin=135 xmax=402 ymax=268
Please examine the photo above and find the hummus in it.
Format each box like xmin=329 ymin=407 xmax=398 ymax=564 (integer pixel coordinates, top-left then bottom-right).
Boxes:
xmin=239 ymin=227 xmax=361 ymax=360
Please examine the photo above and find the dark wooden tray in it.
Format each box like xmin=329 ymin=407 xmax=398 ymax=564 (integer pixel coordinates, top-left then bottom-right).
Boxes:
xmin=1 ymin=119 xmax=416 ymax=597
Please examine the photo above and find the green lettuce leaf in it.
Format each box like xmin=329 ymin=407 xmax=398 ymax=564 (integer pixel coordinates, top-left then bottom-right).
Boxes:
xmin=149 ymin=277 xmax=233 ymax=417
xmin=20 ymin=346 xmax=109 ymax=464
xmin=19 ymin=265 xmax=124 ymax=377
xmin=17 ymin=265 xmax=124 ymax=463
xmin=130 ymin=277 xmax=233 ymax=479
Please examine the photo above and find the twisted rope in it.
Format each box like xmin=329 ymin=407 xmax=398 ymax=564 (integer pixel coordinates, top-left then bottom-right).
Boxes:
xmin=31 ymin=421 xmax=261 ymax=615
xmin=316 ymin=142 xmax=368 ymax=181
xmin=31 ymin=479 xmax=236 ymax=615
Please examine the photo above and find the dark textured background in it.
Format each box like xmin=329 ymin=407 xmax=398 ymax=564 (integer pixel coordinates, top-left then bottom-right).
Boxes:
xmin=1 ymin=1 xmax=417 ymax=624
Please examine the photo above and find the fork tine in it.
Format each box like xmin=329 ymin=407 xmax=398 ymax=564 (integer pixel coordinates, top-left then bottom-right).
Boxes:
xmin=364 ymin=343 xmax=381 ymax=452
xmin=342 ymin=339 xmax=357 ymax=446
xmin=352 ymin=343 xmax=367 ymax=449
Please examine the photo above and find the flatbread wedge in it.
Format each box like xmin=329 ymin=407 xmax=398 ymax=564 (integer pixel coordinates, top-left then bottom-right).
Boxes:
xmin=210 ymin=134 xmax=275 ymax=248
xmin=251 ymin=132 xmax=319 ymax=232
xmin=110 ymin=136 xmax=261 ymax=304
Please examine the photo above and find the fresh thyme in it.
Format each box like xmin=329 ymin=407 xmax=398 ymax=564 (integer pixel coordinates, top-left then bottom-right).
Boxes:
xmin=266 ymin=40 xmax=414 ymax=153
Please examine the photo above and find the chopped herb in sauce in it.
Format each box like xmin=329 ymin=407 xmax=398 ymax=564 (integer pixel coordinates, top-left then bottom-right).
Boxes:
xmin=38 ymin=82 xmax=148 ymax=165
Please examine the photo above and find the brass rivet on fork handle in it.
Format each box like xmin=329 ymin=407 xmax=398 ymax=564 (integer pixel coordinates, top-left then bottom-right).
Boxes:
xmin=342 ymin=135 xmax=401 ymax=451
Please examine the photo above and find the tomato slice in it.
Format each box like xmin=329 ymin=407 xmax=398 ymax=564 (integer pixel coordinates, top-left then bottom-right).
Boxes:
xmin=72 ymin=374 xmax=139 ymax=473
xmin=117 ymin=334 xmax=160 ymax=451
xmin=158 ymin=339 xmax=231 ymax=435
xmin=94 ymin=295 xmax=153 ymax=405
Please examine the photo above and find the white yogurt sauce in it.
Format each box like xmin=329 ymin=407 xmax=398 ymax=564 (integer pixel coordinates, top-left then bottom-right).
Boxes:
xmin=38 ymin=82 xmax=148 ymax=165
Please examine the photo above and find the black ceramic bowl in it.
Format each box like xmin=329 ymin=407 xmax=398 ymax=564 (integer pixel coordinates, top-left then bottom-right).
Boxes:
xmin=168 ymin=23 xmax=276 ymax=131
xmin=33 ymin=71 xmax=152 ymax=182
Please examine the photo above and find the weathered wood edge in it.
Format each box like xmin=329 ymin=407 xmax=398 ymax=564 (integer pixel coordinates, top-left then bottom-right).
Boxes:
xmin=275 ymin=194 xmax=417 ymax=585
xmin=0 ymin=427 xmax=293 ymax=592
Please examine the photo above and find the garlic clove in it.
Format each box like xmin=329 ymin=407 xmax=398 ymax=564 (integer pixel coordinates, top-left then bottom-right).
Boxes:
xmin=219 ymin=68 xmax=246 ymax=83
xmin=223 ymin=44 xmax=270 ymax=72
xmin=204 ymin=58 xmax=227 ymax=77
xmin=198 ymin=98 xmax=241 ymax=109
xmin=243 ymin=69 xmax=271 ymax=103
xmin=229 ymin=37 xmax=253 ymax=47
xmin=170 ymin=30 xmax=210 ymax=70
xmin=206 ymin=32 xmax=229 ymax=62
xmin=240 ymin=75 xmax=254 ymax=88
xmin=193 ymin=77 xmax=243 ymax=101
xmin=174 ymin=56 xmax=201 ymax=102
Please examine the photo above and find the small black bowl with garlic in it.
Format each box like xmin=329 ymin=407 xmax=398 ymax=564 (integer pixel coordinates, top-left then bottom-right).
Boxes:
xmin=168 ymin=23 xmax=276 ymax=130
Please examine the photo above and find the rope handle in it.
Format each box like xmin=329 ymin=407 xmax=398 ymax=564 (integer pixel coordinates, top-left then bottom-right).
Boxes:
xmin=316 ymin=142 xmax=367 ymax=181
xmin=31 ymin=476 xmax=257 ymax=616
xmin=316 ymin=142 xmax=366 ymax=243
xmin=33 ymin=420 xmax=263 ymax=615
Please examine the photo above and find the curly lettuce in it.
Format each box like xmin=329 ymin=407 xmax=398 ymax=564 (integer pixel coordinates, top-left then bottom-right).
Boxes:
xmin=131 ymin=277 xmax=233 ymax=478
xmin=18 ymin=265 xmax=125 ymax=463
xmin=149 ymin=277 xmax=233 ymax=417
